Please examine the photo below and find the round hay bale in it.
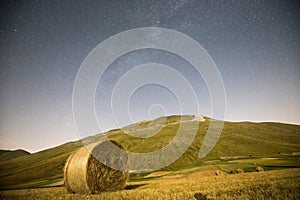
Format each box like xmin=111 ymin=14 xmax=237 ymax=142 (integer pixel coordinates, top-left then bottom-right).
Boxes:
xmin=64 ymin=140 xmax=128 ymax=194
xmin=236 ymin=168 xmax=244 ymax=174
xmin=256 ymin=166 xmax=264 ymax=172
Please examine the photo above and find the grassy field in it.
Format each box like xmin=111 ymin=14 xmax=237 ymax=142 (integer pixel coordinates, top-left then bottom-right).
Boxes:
xmin=1 ymin=115 xmax=300 ymax=189
xmin=0 ymin=116 xmax=300 ymax=194
xmin=1 ymin=168 xmax=299 ymax=199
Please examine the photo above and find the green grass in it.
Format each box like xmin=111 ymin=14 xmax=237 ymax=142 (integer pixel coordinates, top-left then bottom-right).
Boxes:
xmin=1 ymin=115 xmax=300 ymax=189
xmin=0 ymin=149 xmax=30 ymax=162
xmin=226 ymin=157 xmax=300 ymax=171
xmin=6 ymin=178 xmax=60 ymax=190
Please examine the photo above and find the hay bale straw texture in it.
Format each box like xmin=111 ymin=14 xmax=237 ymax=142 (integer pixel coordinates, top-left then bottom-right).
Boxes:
xmin=64 ymin=140 xmax=128 ymax=194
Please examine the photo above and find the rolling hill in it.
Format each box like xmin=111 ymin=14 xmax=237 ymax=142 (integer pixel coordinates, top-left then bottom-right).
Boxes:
xmin=0 ymin=149 xmax=31 ymax=162
xmin=0 ymin=115 xmax=299 ymax=189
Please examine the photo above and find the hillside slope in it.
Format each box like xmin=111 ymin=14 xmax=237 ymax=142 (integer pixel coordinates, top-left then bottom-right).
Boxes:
xmin=0 ymin=115 xmax=299 ymax=189
xmin=0 ymin=149 xmax=31 ymax=162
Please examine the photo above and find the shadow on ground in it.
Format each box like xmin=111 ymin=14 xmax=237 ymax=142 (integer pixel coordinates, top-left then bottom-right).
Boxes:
xmin=124 ymin=184 xmax=146 ymax=190
xmin=194 ymin=192 xmax=208 ymax=200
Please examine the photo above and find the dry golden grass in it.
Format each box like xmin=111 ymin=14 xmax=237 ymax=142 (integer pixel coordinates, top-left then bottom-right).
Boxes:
xmin=1 ymin=168 xmax=299 ymax=200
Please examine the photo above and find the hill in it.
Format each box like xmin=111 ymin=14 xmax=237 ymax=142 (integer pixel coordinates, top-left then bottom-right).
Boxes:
xmin=0 ymin=115 xmax=299 ymax=189
xmin=0 ymin=149 xmax=31 ymax=162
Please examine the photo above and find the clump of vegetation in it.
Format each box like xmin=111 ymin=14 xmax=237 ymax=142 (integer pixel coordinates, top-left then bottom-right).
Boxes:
xmin=256 ymin=166 xmax=264 ymax=172
xmin=194 ymin=192 xmax=208 ymax=200
xmin=215 ymin=170 xmax=223 ymax=176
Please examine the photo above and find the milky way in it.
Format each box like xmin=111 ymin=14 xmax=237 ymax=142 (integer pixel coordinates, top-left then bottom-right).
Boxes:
xmin=0 ymin=0 xmax=299 ymax=152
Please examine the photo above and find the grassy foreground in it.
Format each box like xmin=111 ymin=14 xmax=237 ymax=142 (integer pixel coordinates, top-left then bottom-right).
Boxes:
xmin=1 ymin=168 xmax=299 ymax=200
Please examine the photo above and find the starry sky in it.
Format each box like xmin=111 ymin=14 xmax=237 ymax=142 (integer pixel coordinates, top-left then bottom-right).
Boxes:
xmin=0 ymin=0 xmax=299 ymax=152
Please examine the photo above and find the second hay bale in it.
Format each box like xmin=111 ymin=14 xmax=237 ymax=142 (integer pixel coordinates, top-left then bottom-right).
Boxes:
xmin=64 ymin=140 xmax=128 ymax=194
xmin=215 ymin=170 xmax=224 ymax=176
xmin=256 ymin=166 xmax=264 ymax=172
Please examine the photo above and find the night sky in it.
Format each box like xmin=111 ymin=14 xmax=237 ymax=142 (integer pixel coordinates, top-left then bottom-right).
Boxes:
xmin=0 ymin=0 xmax=299 ymax=152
